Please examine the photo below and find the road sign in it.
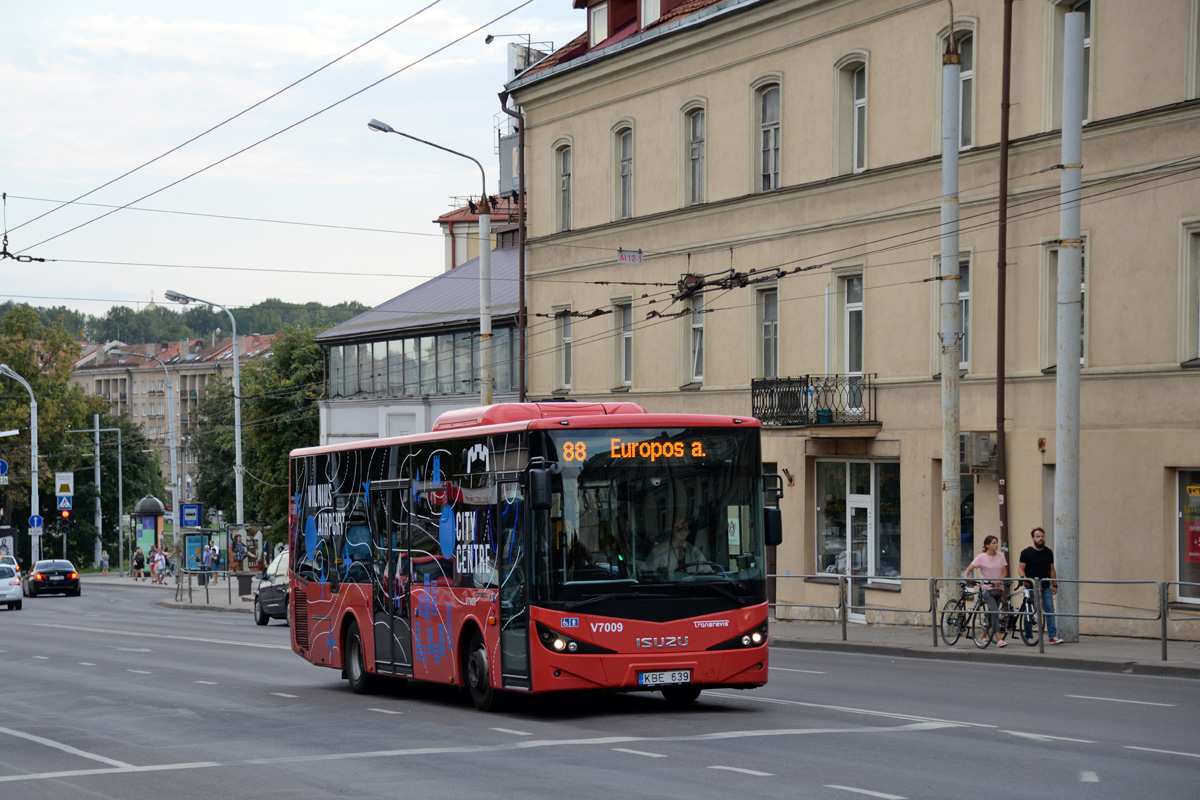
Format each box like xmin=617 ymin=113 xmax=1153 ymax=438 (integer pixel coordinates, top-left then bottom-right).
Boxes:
xmin=0 ymin=459 xmax=8 ymax=474
xmin=56 ymin=472 xmax=74 ymax=497
xmin=29 ymin=514 xmax=43 ymax=528
xmin=57 ymin=496 xmax=73 ymax=511
xmin=181 ymin=504 xmax=202 ymax=527
xmin=29 ymin=527 xmax=42 ymax=537
xmin=0 ymin=476 xmax=7 ymax=486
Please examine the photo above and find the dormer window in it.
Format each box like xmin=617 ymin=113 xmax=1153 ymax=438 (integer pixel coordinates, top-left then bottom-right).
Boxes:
xmin=642 ymin=0 xmax=660 ymax=27
xmin=590 ymin=2 xmax=609 ymax=47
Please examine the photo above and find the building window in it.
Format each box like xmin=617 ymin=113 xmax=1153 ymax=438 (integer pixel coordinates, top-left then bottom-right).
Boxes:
xmin=555 ymin=143 xmax=572 ymax=232
xmin=558 ymin=311 xmax=573 ymax=390
xmin=1048 ymin=1 xmax=1094 ymax=128
xmin=958 ymin=32 xmax=975 ymax=149
xmin=330 ymin=346 xmax=344 ymax=397
xmin=690 ymin=295 xmax=705 ymax=382
xmin=590 ymin=2 xmax=608 ymax=48
xmin=758 ymin=84 xmax=780 ymax=191
xmin=815 ymin=460 xmax=902 ymax=581
xmin=836 ymin=55 xmax=869 ymax=175
xmin=761 ymin=289 xmax=779 ymax=379
xmin=1179 ymin=469 xmax=1200 ymax=603
xmin=1181 ymin=221 xmax=1200 ymax=365
xmin=845 ymin=275 xmax=863 ymax=376
xmin=642 ymin=0 xmax=660 ymax=27
xmin=616 ymin=126 xmax=634 ymax=220
xmin=618 ymin=303 xmax=633 ymax=386
xmin=959 ymin=257 xmax=972 ymax=369
xmin=687 ymin=108 xmax=705 ymax=205
xmin=1041 ymin=241 xmax=1088 ymax=370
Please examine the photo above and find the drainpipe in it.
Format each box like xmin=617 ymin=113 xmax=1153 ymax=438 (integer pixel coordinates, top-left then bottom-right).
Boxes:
xmin=499 ymin=90 xmax=527 ymax=402
xmin=995 ymin=0 xmax=1013 ymax=554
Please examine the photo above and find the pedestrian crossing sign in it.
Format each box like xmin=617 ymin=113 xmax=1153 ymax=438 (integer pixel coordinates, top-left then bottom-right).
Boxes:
xmin=57 ymin=495 xmax=73 ymax=511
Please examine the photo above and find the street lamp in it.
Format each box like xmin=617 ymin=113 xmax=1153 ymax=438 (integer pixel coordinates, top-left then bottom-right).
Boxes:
xmin=0 ymin=365 xmax=38 ymax=561
xmin=67 ymin=423 xmax=123 ymax=575
xmin=111 ymin=349 xmax=179 ymax=541
xmin=164 ymin=290 xmax=243 ymax=527
xmin=367 ymin=119 xmax=493 ymax=406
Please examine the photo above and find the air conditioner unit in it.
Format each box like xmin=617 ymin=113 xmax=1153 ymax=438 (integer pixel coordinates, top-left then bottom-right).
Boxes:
xmin=959 ymin=432 xmax=998 ymax=474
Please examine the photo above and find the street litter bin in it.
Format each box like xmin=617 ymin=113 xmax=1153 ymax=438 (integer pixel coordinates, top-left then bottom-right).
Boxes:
xmin=236 ymin=573 xmax=254 ymax=596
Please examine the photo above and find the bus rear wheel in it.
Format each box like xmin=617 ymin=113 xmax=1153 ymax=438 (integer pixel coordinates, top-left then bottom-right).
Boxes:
xmin=345 ymin=621 xmax=375 ymax=695
xmin=662 ymin=686 xmax=702 ymax=705
xmin=465 ymin=629 xmax=499 ymax=712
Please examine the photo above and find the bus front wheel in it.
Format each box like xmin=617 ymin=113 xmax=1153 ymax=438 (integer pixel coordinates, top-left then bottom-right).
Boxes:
xmin=465 ymin=629 xmax=499 ymax=712
xmin=345 ymin=621 xmax=375 ymax=695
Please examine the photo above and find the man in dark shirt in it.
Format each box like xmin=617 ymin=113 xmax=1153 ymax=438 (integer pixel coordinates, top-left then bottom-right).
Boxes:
xmin=1019 ymin=526 xmax=1061 ymax=644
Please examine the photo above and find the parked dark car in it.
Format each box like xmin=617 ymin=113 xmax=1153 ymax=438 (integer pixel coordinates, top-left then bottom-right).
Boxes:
xmin=24 ymin=560 xmax=81 ymax=597
xmin=253 ymin=548 xmax=289 ymax=625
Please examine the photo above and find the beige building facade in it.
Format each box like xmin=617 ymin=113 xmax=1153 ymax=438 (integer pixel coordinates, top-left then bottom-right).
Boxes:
xmin=509 ymin=0 xmax=1200 ymax=636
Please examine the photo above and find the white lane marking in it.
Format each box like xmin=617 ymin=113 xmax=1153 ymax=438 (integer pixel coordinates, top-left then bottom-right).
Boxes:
xmin=271 ymin=693 xmax=299 ymax=698
xmin=194 ymin=680 xmax=218 ymax=685
xmin=709 ymin=766 xmax=773 ymax=777
xmin=1079 ymin=771 xmax=1099 ymax=783
xmin=114 ymin=647 xmax=152 ymax=652
xmin=826 ymin=786 xmax=906 ymax=799
xmin=33 ymin=655 xmax=48 ymax=660
xmin=710 ymin=692 xmax=994 ymax=728
xmin=1126 ymin=746 xmax=1200 ymax=759
xmin=0 ymin=726 xmax=134 ymax=768
xmin=770 ymin=667 xmax=827 ymax=674
xmin=490 ymin=727 xmax=532 ymax=736
xmin=127 ymin=669 xmax=152 ymax=674
xmin=613 ymin=748 xmax=667 ymax=758
xmin=1066 ymin=695 xmax=1175 ymax=707
xmin=0 ymin=762 xmax=219 ymax=784
xmin=3 ymin=722 xmax=956 ymax=785
xmin=33 ymin=623 xmax=290 ymax=650
xmin=78 ymin=662 xmax=96 ymax=666
xmin=368 ymin=708 xmax=403 ymax=715
xmin=1002 ymin=730 xmax=1096 ymax=744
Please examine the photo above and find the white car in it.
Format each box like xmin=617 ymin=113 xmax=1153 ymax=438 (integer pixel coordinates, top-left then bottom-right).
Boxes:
xmin=0 ymin=555 xmax=18 ymax=575
xmin=0 ymin=565 xmax=21 ymax=610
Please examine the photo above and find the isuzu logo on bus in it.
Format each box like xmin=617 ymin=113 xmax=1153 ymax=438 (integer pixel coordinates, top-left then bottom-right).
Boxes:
xmin=635 ymin=636 xmax=689 ymax=648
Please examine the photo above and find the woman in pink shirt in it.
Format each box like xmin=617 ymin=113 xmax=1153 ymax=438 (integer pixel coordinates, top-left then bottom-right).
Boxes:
xmin=964 ymin=535 xmax=1009 ymax=647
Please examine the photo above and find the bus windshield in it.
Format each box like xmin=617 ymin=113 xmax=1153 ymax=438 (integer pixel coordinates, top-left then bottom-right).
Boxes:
xmin=534 ymin=427 xmax=765 ymax=606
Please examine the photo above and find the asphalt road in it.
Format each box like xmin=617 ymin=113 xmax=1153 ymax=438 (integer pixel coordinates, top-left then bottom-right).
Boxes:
xmin=2 ymin=583 xmax=1197 ymax=799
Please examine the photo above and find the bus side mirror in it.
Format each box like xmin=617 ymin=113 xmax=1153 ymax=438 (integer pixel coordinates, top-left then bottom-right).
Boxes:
xmin=529 ymin=468 xmax=553 ymax=510
xmin=764 ymin=506 xmax=783 ymax=548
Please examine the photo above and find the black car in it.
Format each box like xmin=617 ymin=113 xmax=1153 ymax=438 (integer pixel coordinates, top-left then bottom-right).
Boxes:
xmin=24 ymin=560 xmax=81 ymax=597
xmin=253 ymin=548 xmax=289 ymax=625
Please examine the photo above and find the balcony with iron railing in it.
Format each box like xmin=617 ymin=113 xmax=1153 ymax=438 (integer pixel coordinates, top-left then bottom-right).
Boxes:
xmin=751 ymin=374 xmax=879 ymax=428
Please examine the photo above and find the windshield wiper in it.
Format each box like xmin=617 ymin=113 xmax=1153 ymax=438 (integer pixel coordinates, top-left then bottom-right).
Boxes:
xmin=683 ymin=580 xmax=750 ymax=604
xmin=563 ymin=590 xmax=672 ymax=610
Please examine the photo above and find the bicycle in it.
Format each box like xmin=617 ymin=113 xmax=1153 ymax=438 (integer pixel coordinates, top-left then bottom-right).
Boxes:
xmin=998 ymin=583 xmax=1041 ymax=647
xmin=939 ymin=581 xmax=984 ymax=646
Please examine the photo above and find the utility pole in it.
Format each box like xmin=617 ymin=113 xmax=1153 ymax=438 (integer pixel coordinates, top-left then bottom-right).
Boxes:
xmin=93 ymin=414 xmax=102 ymax=567
xmin=1054 ymin=11 xmax=1086 ymax=642
xmin=939 ymin=24 xmax=963 ymax=581
xmin=67 ymin=425 xmax=124 ymax=574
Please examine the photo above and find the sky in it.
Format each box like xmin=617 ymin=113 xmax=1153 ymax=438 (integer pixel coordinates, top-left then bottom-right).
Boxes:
xmin=0 ymin=1 xmax=582 ymax=318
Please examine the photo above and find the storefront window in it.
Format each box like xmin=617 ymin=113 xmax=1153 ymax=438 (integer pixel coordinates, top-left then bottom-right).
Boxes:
xmin=816 ymin=462 xmax=846 ymax=574
xmin=1180 ymin=470 xmax=1200 ymax=602
xmin=875 ymin=462 xmax=901 ymax=577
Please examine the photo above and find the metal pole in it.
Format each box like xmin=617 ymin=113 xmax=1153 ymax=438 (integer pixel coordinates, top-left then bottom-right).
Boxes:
xmin=117 ymin=429 xmax=123 ymax=577
xmin=94 ymin=414 xmax=102 ymax=568
xmin=1054 ymin=12 xmax=1085 ymax=643
xmin=940 ymin=34 xmax=963 ymax=585
xmin=499 ymin=94 xmax=527 ymax=402
xmin=0 ymin=367 xmax=39 ymax=562
xmin=995 ymin=0 xmax=1014 ymax=554
xmin=479 ymin=204 xmax=494 ymax=406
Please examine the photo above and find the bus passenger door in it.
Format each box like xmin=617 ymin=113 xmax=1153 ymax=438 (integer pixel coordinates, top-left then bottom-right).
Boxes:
xmin=371 ymin=482 xmax=413 ymax=676
xmin=498 ymin=481 xmax=530 ymax=688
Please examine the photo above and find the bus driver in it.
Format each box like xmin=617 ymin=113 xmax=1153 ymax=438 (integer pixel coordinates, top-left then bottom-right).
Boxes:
xmin=644 ymin=518 xmax=711 ymax=579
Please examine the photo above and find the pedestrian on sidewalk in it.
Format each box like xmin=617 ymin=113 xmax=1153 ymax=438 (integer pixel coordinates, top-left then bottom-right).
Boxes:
xmin=100 ymin=549 xmax=110 ymax=575
xmin=154 ymin=548 xmax=167 ymax=584
xmin=133 ymin=548 xmax=145 ymax=581
xmin=232 ymin=534 xmax=247 ymax=572
xmin=1020 ymin=526 xmax=1061 ymax=645
xmin=149 ymin=546 xmax=159 ymax=583
xmin=202 ymin=540 xmax=214 ymax=585
xmin=964 ymin=535 xmax=1009 ymax=648
xmin=210 ymin=542 xmax=221 ymax=584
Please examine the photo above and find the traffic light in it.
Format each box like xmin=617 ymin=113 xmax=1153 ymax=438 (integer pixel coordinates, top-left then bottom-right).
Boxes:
xmin=60 ymin=509 xmax=71 ymax=530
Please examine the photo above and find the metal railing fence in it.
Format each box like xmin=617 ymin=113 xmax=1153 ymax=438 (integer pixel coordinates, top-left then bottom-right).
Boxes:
xmin=769 ymin=574 xmax=1200 ymax=661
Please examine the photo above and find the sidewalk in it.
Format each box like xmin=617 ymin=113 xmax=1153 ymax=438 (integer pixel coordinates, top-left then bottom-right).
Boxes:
xmin=84 ymin=571 xmax=254 ymax=614
xmin=768 ymin=617 xmax=1200 ymax=679
xmin=80 ymin=573 xmax=1200 ymax=678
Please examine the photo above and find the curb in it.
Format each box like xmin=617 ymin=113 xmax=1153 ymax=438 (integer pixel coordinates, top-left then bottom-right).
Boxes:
xmin=769 ymin=638 xmax=1200 ymax=680
xmin=156 ymin=599 xmax=252 ymax=614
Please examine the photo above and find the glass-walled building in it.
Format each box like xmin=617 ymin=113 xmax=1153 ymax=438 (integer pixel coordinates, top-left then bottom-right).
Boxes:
xmin=317 ymin=248 xmax=522 ymax=444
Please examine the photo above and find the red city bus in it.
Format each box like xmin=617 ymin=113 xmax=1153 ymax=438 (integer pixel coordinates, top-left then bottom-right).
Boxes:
xmin=287 ymin=402 xmax=782 ymax=710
